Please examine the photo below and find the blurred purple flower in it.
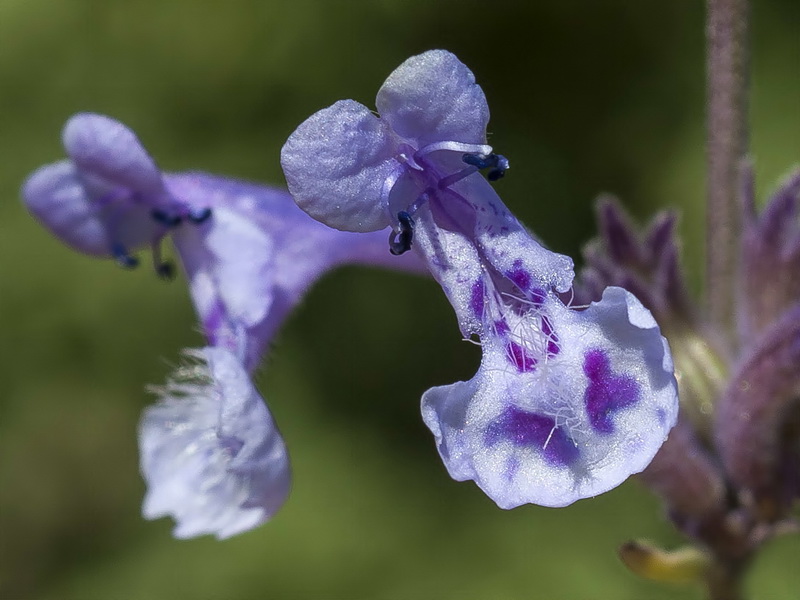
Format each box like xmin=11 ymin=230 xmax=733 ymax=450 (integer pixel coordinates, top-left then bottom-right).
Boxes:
xmin=577 ymin=165 xmax=800 ymax=592
xmin=281 ymin=50 xmax=679 ymax=508
xmin=140 ymin=346 xmax=290 ymax=540
xmin=22 ymin=113 xmax=423 ymax=538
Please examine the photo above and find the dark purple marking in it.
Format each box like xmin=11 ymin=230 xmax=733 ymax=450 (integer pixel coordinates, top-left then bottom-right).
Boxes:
xmin=583 ymin=349 xmax=640 ymax=434
xmin=530 ymin=287 xmax=546 ymax=307
xmin=494 ymin=319 xmax=510 ymax=335
xmin=506 ymin=342 xmax=538 ymax=372
xmin=485 ymin=407 xmax=579 ymax=467
xmin=506 ymin=260 xmax=532 ymax=293
xmin=541 ymin=316 xmax=560 ymax=356
xmin=470 ymin=280 xmax=485 ymax=318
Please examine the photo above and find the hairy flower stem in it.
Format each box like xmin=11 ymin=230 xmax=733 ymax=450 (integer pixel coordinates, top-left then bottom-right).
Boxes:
xmin=706 ymin=0 xmax=749 ymax=345
xmin=705 ymin=2 xmax=751 ymax=597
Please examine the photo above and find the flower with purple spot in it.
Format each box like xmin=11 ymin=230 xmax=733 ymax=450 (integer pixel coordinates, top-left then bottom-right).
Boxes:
xmin=281 ymin=49 xmax=679 ymax=508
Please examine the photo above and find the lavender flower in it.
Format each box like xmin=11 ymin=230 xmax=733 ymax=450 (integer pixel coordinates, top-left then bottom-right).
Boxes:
xmin=140 ymin=346 xmax=290 ymax=539
xmin=22 ymin=113 xmax=423 ymax=538
xmin=281 ymin=50 xmax=679 ymax=508
xmin=167 ymin=170 xmax=424 ymax=371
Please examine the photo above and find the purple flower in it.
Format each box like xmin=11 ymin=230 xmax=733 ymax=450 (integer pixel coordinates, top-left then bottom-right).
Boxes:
xmin=22 ymin=113 xmax=422 ymax=366
xmin=23 ymin=113 xmax=424 ymax=537
xmin=22 ymin=113 xmax=200 ymax=269
xmin=140 ymin=346 xmax=290 ymax=539
xmin=165 ymin=171 xmax=422 ymax=371
xmin=282 ymin=50 xmax=679 ymax=508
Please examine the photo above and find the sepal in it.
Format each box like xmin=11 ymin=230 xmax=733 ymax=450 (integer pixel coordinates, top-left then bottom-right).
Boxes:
xmin=715 ymin=302 xmax=800 ymax=519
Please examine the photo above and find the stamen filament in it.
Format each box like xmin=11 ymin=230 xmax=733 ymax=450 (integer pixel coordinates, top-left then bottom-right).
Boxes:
xmin=151 ymin=239 xmax=175 ymax=280
xmin=438 ymin=166 xmax=478 ymax=189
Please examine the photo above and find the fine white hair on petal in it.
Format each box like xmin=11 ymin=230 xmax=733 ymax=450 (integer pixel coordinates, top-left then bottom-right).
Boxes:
xmin=422 ymin=287 xmax=679 ymax=509
xmin=280 ymin=49 xmax=679 ymax=509
xmin=139 ymin=346 xmax=290 ymax=539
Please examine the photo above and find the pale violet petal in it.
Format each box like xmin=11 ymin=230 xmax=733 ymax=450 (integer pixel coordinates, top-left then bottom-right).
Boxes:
xmin=422 ymin=287 xmax=678 ymax=509
xmin=376 ymin=50 xmax=490 ymax=147
xmin=281 ymin=99 xmax=398 ymax=232
xmin=63 ymin=112 xmax=165 ymax=196
xmin=22 ymin=160 xmax=161 ymax=257
xmin=139 ymin=347 xmax=290 ymax=539
xmin=171 ymin=207 xmax=274 ymax=365
xmin=202 ymin=207 xmax=275 ymax=329
xmin=23 ymin=160 xmax=110 ymax=255
xmin=165 ymin=173 xmax=427 ymax=372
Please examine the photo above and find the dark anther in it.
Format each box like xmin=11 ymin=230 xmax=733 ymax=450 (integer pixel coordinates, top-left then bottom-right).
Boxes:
xmin=462 ymin=153 xmax=492 ymax=169
xmin=155 ymin=260 xmax=176 ymax=281
xmin=462 ymin=152 xmax=509 ymax=181
xmin=111 ymin=243 xmax=139 ymax=270
xmin=188 ymin=207 xmax=212 ymax=224
xmin=151 ymin=209 xmax=183 ymax=227
xmin=488 ymin=155 xmax=510 ymax=181
xmin=389 ymin=210 xmax=415 ymax=256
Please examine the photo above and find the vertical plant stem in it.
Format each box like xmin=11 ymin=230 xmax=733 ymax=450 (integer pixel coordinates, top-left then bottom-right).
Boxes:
xmin=706 ymin=0 xmax=749 ymax=342
xmin=706 ymin=560 xmax=747 ymax=600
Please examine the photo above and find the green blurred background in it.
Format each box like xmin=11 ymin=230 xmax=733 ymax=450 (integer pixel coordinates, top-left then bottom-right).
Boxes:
xmin=1 ymin=1 xmax=798 ymax=598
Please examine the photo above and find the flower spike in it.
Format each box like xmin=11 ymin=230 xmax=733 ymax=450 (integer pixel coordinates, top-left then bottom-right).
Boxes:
xmin=282 ymin=49 xmax=679 ymax=508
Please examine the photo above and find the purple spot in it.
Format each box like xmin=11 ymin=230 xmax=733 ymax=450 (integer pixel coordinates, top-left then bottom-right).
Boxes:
xmin=485 ymin=407 xmax=579 ymax=467
xmin=506 ymin=342 xmax=537 ymax=372
xmin=583 ymin=349 xmax=640 ymax=434
xmin=470 ymin=280 xmax=485 ymax=318
xmin=506 ymin=260 xmax=531 ymax=292
xmin=530 ymin=287 xmax=546 ymax=307
xmin=494 ymin=319 xmax=510 ymax=335
xmin=541 ymin=316 xmax=560 ymax=356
